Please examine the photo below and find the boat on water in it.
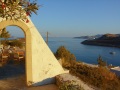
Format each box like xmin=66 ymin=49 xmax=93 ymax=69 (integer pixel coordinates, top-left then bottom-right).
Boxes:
xmin=109 ymin=51 xmax=116 ymax=55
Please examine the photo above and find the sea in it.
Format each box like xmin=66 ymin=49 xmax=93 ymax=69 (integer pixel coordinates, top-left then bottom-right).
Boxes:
xmin=44 ymin=37 xmax=120 ymax=66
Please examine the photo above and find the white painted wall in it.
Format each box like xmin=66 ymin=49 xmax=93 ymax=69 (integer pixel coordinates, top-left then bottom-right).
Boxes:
xmin=27 ymin=18 xmax=66 ymax=85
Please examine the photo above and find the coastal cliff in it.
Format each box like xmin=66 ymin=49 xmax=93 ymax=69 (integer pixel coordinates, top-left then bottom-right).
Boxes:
xmin=81 ymin=34 xmax=120 ymax=48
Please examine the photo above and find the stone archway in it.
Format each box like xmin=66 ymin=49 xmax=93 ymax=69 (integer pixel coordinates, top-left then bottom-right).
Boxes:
xmin=0 ymin=18 xmax=66 ymax=86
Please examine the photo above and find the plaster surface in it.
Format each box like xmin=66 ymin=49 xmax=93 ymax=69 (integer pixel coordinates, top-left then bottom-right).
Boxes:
xmin=0 ymin=17 xmax=66 ymax=86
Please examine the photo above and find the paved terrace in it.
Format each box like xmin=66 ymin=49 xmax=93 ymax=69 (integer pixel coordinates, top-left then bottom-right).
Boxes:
xmin=0 ymin=63 xmax=58 ymax=90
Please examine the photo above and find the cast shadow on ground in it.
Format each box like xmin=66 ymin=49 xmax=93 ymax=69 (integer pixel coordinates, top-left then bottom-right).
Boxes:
xmin=0 ymin=61 xmax=25 ymax=80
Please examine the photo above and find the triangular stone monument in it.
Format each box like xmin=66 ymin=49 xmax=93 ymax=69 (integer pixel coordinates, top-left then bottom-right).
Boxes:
xmin=0 ymin=17 xmax=67 ymax=86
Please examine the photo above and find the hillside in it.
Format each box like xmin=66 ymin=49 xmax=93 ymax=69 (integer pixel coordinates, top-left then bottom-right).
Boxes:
xmin=81 ymin=34 xmax=120 ymax=48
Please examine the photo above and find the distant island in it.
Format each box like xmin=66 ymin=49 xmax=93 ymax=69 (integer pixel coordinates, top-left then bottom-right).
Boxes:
xmin=74 ymin=34 xmax=102 ymax=39
xmin=81 ymin=34 xmax=120 ymax=48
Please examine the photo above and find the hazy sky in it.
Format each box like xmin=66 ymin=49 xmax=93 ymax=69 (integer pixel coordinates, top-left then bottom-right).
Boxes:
xmin=7 ymin=0 xmax=120 ymax=37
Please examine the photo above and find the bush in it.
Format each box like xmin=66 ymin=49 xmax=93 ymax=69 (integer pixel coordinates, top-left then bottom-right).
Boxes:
xmin=69 ymin=63 xmax=120 ymax=90
xmin=97 ymin=55 xmax=106 ymax=67
xmin=55 ymin=46 xmax=76 ymax=67
xmin=6 ymin=40 xmax=23 ymax=48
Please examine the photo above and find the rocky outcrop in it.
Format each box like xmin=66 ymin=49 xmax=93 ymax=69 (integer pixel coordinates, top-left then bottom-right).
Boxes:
xmin=81 ymin=34 xmax=120 ymax=48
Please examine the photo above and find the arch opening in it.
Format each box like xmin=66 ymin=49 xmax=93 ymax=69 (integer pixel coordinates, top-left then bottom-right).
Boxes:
xmin=0 ymin=25 xmax=26 ymax=84
xmin=0 ymin=20 xmax=32 ymax=86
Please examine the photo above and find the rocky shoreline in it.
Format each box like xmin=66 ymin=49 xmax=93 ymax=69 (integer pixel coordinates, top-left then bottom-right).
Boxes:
xmin=81 ymin=40 xmax=120 ymax=48
xmin=81 ymin=34 xmax=120 ymax=48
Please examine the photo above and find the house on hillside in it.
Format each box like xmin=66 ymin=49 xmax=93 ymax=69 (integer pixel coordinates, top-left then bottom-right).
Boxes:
xmin=110 ymin=66 xmax=120 ymax=76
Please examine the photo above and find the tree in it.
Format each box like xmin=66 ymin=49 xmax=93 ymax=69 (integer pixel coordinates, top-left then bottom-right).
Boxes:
xmin=55 ymin=46 xmax=76 ymax=67
xmin=97 ymin=55 xmax=106 ymax=67
xmin=0 ymin=28 xmax=10 ymax=40
xmin=0 ymin=0 xmax=39 ymax=23
xmin=0 ymin=28 xmax=11 ymax=45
